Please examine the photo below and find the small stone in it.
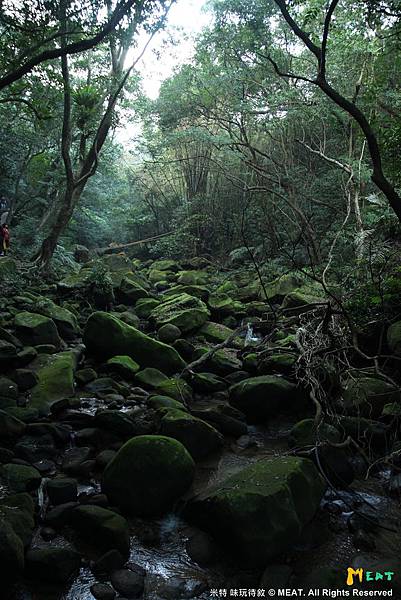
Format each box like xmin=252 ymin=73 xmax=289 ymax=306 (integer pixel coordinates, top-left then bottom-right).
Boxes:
xmin=40 ymin=526 xmax=57 ymax=541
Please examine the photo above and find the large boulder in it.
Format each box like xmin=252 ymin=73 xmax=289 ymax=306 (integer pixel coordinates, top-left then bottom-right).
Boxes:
xmin=32 ymin=298 xmax=79 ymax=340
xmin=84 ymin=312 xmax=185 ymax=375
xmin=150 ymin=293 xmax=210 ymax=333
xmin=29 ymin=351 xmax=76 ymax=416
xmin=159 ymin=408 xmax=224 ymax=460
xmin=185 ymin=456 xmax=325 ymax=566
xmin=102 ymin=435 xmax=195 ymax=516
xmin=14 ymin=311 xmax=61 ymax=348
xmin=0 ymin=463 xmax=41 ymax=493
xmin=229 ymin=375 xmax=298 ymax=422
xmin=0 ymin=493 xmax=35 ymax=580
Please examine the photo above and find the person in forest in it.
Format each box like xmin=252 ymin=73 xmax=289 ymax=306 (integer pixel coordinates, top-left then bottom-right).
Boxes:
xmin=0 ymin=223 xmax=10 ymax=256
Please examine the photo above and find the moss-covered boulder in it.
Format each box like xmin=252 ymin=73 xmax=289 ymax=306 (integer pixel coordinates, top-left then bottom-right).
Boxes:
xmin=0 ymin=339 xmax=17 ymax=365
xmin=0 ymin=493 xmax=35 ymax=579
xmin=264 ymin=273 xmax=304 ymax=301
xmin=148 ymin=395 xmax=186 ymax=411
xmin=258 ymin=353 xmax=297 ymax=375
xmin=25 ymin=547 xmax=80 ymax=584
xmin=118 ymin=275 xmax=150 ymax=305
xmin=151 ymin=259 xmax=180 ymax=272
xmin=342 ymin=374 xmax=400 ymax=417
xmin=177 ymin=270 xmax=209 ymax=286
xmin=0 ymin=463 xmax=41 ymax=493
xmin=29 ymin=351 xmax=76 ymax=416
xmin=84 ymin=312 xmax=186 ymax=375
xmin=150 ymin=293 xmax=210 ymax=333
xmin=102 ymin=435 xmax=195 ymax=516
xmin=198 ymin=321 xmax=243 ymax=348
xmin=0 ymin=377 xmax=18 ymax=408
xmin=229 ymin=375 xmax=298 ymax=422
xmin=387 ymin=321 xmax=401 ymax=356
xmin=282 ymin=286 xmax=325 ymax=310
xmin=0 ymin=410 xmax=26 ymax=438
xmin=185 ymin=456 xmax=325 ymax=566
xmin=14 ymin=311 xmax=61 ymax=348
xmin=135 ymin=367 xmax=169 ymax=389
xmin=164 ymin=284 xmax=210 ymax=301
xmin=105 ymin=355 xmax=140 ymax=380
xmin=148 ymin=269 xmax=175 ymax=284
xmin=135 ymin=297 xmax=160 ymax=319
xmin=158 ymin=323 xmax=181 ymax=344
xmin=33 ymin=298 xmax=79 ymax=340
xmin=154 ymin=376 xmax=192 ymax=402
xmin=70 ymin=505 xmax=130 ymax=557
xmin=288 ymin=419 xmax=341 ymax=449
xmin=95 ymin=410 xmax=137 ymax=438
xmin=159 ymin=408 xmax=223 ymax=460
xmin=208 ymin=293 xmax=244 ymax=317
xmin=191 ymin=372 xmax=227 ymax=394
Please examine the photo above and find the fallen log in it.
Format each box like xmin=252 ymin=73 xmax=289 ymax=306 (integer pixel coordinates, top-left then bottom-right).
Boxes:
xmin=96 ymin=231 xmax=173 ymax=255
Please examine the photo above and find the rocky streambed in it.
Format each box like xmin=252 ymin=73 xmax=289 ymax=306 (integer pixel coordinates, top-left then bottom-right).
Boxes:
xmin=0 ymin=253 xmax=401 ymax=599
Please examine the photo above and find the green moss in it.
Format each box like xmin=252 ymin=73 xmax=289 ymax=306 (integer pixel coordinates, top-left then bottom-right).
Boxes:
xmin=148 ymin=395 xmax=186 ymax=411
xmin=102 ymin=435 xmax=195 ymax=516
xmin=155 ymin=376 xmax=192 ymax=402
xmin=135 ymin=367 xmax=169 ymax=388
xmin=160 ymin=408 xmax=223 ymax=460
xmin=0 ymin=463 xmax=41 ymax=493
xmin=229 ymin=375 xmax=297 ymax=422
xmin=150 ymin=293 xmax=210 ymax=333
xmin=106 ymin=355 xmax=140 ymax=380
xmin=135 ymin=298 xmax=160 ymax=319
xmin=14 ymin=311 xmax=61 ymax=348
xmin=288 ymin=419 xmax=341 ymax=449
xmin=30 ymin=351 xmax=76 ymax=416
xmin=185 ymin=456 xmax=325 ymax=566
xmin=84 ymin=312 xmax=186 ymax=374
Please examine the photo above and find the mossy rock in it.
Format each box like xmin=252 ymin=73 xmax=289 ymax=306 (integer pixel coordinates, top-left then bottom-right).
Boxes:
xmin=118 ymin=276 xmax=150 ymax=305
xmin=151 ymin=259 xmax=180 ymax=272
xmin=102 ymin=435 xmax=195 ymax=516
xmin=0 ymin=377 xmax=18 ymax=408
xmin=282 ymin=286 xmax=325 ymax=310
xmin=5 ymin=407 xmax=39 ymax=423
xmin=0 ymin=493 xmax=35 ymax=547
xmin=14 ymin=311 xmax=61 ymax=349
xmin=204 ymin=348 xmax=242 ymax=376
xmin=229 ymin=375 xmax=298 ymax=422
xmin=95 ymin=410 xmax=137 ymax=438
xmin=191 ymin=372 xmax=227 ymax=394
xmin=160 ymin=408 xmax=223 ymax=460
xmin=185 ymin=456 xmax=325 ymax=566
xmin=342 ymin=374 xmax=400 ymax=417
xmin=382 ymin=402 xmax=401 ymax=417
xmin=150 ymin=293 xmax=210 ymax=333
xmin=33 ymin=298 xmax=79 ymax=340
xmin=135 ymin=298 xmax=160 ymax=319
xmin=155 ymin=377 xmax=192 ymax=402
xmin=164 ymin=285 xmax=210 ymax=301
xmin=30 ymin=351 xmax=76 ymax=416
xmin=0 ymin=463 xmax=41 ymax=493
xmin=264 ymin=273 xmax=304 ymax=301
xmin=158 ymin=323 xmax=181 ymax=344
xmin=198 ymin=321 xmax=243 ymax=348
xmin=208 ymin=293 xmax=244 ymax=317
xmin=0 ymin=410 xmax=26 ymax=438
xmin=84 ymin=312 xmax=186 ymax=375
xmin=148 ymin=395 xmax=186 ymax=411
xmin=101 ymin=253 xmax=133 ymax=273
xmin=135 ymin=368 xmax=169 ymax=389
xmin=288 ymin=419 xmax=341 ymax=449
xmin=148 ymin=269 xmax=175 ymax=284
xmin=70 ymin=505 xmax=130 ymax=557
xmin=258 ymin=353 xmax=297 ymax=375
xmin=177 ymin=270 xmax=209 ymax=286
xmin=387 ymin=320 xmax=401 ymax=356
xmin=105 ymin=355 xmax=140 ymax=380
